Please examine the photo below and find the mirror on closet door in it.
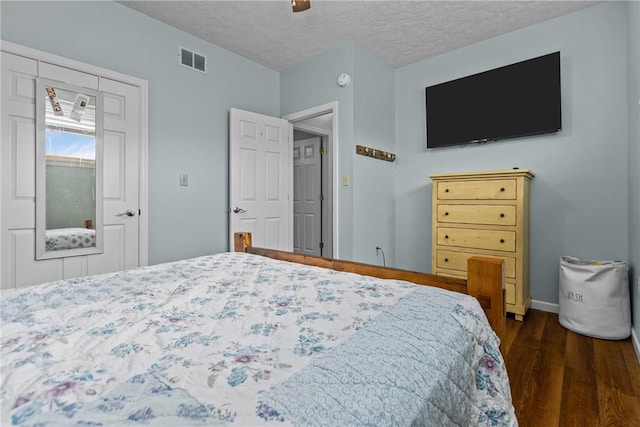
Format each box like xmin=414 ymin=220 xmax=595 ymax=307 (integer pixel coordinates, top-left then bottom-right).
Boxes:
xmin=35 ymin=78 xmax=104 ymax=259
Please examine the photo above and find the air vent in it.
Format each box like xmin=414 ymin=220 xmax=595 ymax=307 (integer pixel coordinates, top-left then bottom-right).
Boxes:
xmin=178 ymin=47 xmax=207 ymax=73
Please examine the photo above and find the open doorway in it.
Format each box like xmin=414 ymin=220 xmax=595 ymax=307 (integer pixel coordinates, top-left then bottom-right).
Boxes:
xmin=284 ymin=103 xmax=337 ymax=259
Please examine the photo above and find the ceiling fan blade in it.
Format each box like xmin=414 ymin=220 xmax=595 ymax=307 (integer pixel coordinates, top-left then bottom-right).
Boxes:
xmin=292 ymin=0 xmax=311 ymax=13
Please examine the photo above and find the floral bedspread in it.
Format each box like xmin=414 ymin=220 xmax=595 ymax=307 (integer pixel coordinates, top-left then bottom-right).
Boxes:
xmin=45 ymin=228 xmax=96 ymax=251
xmin=1 ymin=252 xmax=516 ymax=426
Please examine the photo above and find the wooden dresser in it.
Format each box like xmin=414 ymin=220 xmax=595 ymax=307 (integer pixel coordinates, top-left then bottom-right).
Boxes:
xmin=429 ymin=169 xmax=534 ymax=321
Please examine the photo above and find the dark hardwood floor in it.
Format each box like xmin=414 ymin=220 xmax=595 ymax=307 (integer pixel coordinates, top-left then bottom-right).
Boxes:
xmin=503 ymin=309 xmax=640 ymax=426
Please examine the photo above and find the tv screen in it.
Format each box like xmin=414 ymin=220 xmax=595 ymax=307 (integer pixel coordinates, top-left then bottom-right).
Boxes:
xmin=425 ymin=52 xmax=561 ymax=148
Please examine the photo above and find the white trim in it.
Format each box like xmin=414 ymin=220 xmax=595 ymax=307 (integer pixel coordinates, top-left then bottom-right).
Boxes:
xmin=283 ymin=102 xmax=339 ymax=258
xmin=1 ymin=40 xmax=149 ymax=267
xmin=530 ymin=299 xmax=559 ymax=313
xmin=138 ymin=82 xmax=149 ymax=266
xmin=632 ymin=328 xmax=640 ymax=364
xmin=288 ymin=123 xmax=294 ymax=251
xmin=2 ymin=41 xmax=147 ymax=87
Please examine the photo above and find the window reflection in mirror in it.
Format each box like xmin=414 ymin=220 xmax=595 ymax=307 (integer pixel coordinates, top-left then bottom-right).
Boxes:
xmin=36 ymin=79 xmax=103 ymax=259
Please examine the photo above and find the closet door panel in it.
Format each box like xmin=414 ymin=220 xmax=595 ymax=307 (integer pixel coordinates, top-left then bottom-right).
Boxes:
xmin=1 ymin=52 xmax=45 ymax=288
xmin=39 ymin=62 xmax=98 ymax=89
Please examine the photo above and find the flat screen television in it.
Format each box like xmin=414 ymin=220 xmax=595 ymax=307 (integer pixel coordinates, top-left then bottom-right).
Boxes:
xmin=425 ymin=52 xmax=561 ymax=149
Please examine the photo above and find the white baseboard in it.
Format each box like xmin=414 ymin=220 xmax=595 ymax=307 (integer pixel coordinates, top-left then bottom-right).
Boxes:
xmin=531 ymin=300 xmax=640 ymax=363
xmin=530 ymin=299 xmax=559 ymax=313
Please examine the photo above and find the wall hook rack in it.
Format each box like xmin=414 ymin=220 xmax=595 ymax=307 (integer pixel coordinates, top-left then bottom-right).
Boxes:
xmin=356 ymin=145 xmax=396 ymax=162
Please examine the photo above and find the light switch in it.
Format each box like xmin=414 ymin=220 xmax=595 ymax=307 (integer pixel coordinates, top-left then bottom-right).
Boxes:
xmin=343 ymin=175 xmax=350 ymax=186
xmin=180 ymin=173 xmax=188 ymax=186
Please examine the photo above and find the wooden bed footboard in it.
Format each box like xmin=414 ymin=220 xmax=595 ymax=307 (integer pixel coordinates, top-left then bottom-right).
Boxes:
xmin=234 ymin=232 xmax=505 ymax=347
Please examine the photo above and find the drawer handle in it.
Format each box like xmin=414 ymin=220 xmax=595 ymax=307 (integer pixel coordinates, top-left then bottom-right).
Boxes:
xmin=500 ymin=187 xmax=505 ymax=192
xmin=445 ymin=188 xmax=450 ymax=193
xmin=500 ymin=213 xmax=505 ymax=218
xmin=500 ymin=239 xmax=505 ymax=243
xmin=444 ymin=258 xmax=449 ymax=262
xmin=444 ymin=235 xmax=449 ymax=239
xmin=444 ymin=212 xmax=449 ymax=216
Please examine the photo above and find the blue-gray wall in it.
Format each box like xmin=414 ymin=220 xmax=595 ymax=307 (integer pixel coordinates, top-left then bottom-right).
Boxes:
xmin=394 ymin=1 xmax=629 ymax=306
xmin=280 ymin=42 xmax=395 ymax=264
xmin=352 ymin=45 xmax=395 ymax=265
xmin=1 ymin=1 xmax=280 ymax=264
xmin=628 ymin=0 xmax=640 ymax=343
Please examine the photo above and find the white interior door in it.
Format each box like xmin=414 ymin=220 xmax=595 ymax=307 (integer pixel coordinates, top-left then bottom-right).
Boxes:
xmin=0 ymin=51 xmax=141 ymax=289
xmin=229 ymin=108 xmax=292 ymax=251
xmin=293 ymin=137 xmax=322 ymax=256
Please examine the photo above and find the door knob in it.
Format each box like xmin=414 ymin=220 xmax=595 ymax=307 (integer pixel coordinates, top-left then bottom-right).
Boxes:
xmin=233 ymin=207 xmax=247 ymax=214
xmin=116 ymin=209 xmax=135 ymax=217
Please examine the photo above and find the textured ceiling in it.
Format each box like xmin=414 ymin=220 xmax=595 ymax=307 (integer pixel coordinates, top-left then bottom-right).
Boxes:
xmin=119 ymin=0 xmax=597 ymax=71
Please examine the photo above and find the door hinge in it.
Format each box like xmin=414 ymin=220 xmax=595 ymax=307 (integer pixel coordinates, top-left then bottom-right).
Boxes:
xmin=319 ymin=194 xmax=324 ymax=202
xmin=139 ymin=209 xmax=141 ymax=216
xmin=319 ymin=146 xmax=325 ymax=155
xmin=319 ymin=241 xmax=324 ymax=249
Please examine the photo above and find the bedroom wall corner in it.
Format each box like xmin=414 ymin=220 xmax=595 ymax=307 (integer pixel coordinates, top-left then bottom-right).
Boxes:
xmin=280 ymin=42 xmax=356 ymax=260
xmin=351 ymin=45 xmax=395 ymax=266
xmin=280 ymin=42 xmax=396 ymax=265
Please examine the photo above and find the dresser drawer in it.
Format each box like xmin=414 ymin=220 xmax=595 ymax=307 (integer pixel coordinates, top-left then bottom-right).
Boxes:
xmin=435 ymin=250 xmax=516 ymax=279
xmin=437 ymin=179 xmax=516 ymax=200
xmin=437 ymin=204 xmax=516 ymax=226
xmin=437 ymin=227 xmax=516 ymax=252
xmin=506 ymin=282 xmax=516 ymax=305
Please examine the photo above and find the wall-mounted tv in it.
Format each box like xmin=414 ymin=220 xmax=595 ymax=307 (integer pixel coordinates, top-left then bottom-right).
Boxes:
xmin=425 ymin=52 xmax=561 ymax=149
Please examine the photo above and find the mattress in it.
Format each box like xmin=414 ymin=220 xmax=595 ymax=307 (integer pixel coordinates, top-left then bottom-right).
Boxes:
xmin=1 ymin=252 xmax=516 ymax=426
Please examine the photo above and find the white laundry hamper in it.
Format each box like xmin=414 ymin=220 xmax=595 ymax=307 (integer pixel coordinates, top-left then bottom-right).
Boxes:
xmin=558 ymin=256 xmax=630 ymax=340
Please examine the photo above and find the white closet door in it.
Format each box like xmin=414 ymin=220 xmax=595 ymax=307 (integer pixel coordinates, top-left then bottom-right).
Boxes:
xmin=88 ymin=77 xmax=140 ymax=275
xmin=0 ymin=52 xmax=140 ymax=289
xmin=1 ymin=52 xmax=54 ymax=288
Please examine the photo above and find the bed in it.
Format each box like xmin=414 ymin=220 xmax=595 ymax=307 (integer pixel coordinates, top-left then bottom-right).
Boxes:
xmin=1 ymin=232 xmax=516 ymax=426
xmin=45 ymin=227 xmax=96 ymax=251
